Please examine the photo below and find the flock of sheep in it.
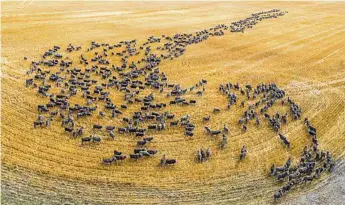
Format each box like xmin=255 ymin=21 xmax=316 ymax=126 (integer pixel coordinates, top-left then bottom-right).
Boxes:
xmin=24 ymin=8 xmax=334 ymax=200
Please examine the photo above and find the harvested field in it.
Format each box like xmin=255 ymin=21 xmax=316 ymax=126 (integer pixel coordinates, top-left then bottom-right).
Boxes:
xmin=1 ymin=1 xmax=345 ymax=204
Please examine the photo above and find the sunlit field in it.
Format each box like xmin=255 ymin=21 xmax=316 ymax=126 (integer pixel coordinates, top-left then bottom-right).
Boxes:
xmin=1 ymin=1 xmax=345 ymax=204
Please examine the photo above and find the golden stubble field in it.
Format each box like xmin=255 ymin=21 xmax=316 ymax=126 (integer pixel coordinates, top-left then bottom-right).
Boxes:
xmin=1 ymin=1 xmax=345 ymax=204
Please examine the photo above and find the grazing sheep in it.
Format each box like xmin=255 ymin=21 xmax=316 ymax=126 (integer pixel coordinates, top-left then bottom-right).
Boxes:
xmin=240 ymin=146 xmax=247 ymax=160
xmin=213 ymin=107 xmax=221 ymax=113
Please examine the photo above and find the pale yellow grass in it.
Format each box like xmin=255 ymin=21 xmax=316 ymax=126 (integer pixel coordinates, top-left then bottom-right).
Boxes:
xmin=1 ymin=1 xmax=345 ymax=204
